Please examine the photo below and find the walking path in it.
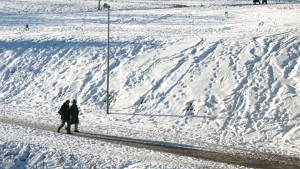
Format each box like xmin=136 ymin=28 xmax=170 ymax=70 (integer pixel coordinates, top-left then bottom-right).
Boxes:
xmin=0 ymin=117 xmax=299 ymax=169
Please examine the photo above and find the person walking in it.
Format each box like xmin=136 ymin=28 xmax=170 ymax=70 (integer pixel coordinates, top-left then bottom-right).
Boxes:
xmin=70 ymin=100 xmax=80 ymax=132
xmin=57 ymin=100 xmax=72 ymax=134
xmin=253 ymin=0 xmax=261 ymax=4
xmin=25 ymin=24 xmax=29 ymax=31
xmin=262 ymin=0 xmax=267 ymax=4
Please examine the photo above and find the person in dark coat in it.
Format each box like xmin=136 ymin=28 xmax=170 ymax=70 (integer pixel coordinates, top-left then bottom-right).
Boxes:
xmin=57 ymin=100 xmax=71 ymax=134
xmin=70 ymin=100 xmax=80 ymax=132
xmin=253 ymin=0 xmax=261 ymax=4
xmin=262 ymin=0 xmax=267 ymax=4
xmin=25 ymin=24 xmax=29 ymax=31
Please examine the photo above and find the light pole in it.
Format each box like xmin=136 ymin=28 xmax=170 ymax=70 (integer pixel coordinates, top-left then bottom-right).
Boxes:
xmin=98 ymin=0 xmax=101 ymax=10
xmin=104 ymin=3 xmax=110 ymax=115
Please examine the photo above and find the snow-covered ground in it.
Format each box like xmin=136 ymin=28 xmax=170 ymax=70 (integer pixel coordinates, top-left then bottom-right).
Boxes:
xmin=0 ymin=0 xmax=300 ymax=168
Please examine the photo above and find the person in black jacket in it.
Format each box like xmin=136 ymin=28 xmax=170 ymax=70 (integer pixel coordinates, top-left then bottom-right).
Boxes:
xmin=253 ymin=0 xmax=261 ymax=4
xmin=57 ymin=100 xmax=71 ymax=134
xmin=70 ymin=100 xmax=80 ymax=132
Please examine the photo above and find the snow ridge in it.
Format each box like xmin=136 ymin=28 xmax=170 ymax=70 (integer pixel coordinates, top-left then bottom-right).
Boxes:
xmin=0 ymin=0 xmax=300 ymax=168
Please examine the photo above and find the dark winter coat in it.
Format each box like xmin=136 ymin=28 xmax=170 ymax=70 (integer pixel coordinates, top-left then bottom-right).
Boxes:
xmin=60 ymin=103 xmax=71 ymax=121
xmin=70 ymin=104 xmax=79 ymax=124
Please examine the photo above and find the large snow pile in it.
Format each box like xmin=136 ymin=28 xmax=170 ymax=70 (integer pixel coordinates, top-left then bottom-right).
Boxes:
xmin=0 ymin=0 xmax=300 ymax=168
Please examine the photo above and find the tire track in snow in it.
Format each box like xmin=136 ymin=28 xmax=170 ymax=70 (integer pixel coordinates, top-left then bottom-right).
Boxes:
xmin=0 ymin=117 xmax=300 ymax=169
xmin=249 ymin=35 xmax=298 ymax=125
xmin=218 ymin=41 xmax=252 ymax=140
xmin=219 ymin=33 xmax=300 ymax=143
xmin=219 ymin=36 xmax=276 ymax=140
xmin=128 ymin=39 xmax=208 ymax=111
xmin=146 ymin=40 xmax=218 ymax=115
xmin=0 ymin=41 xmax=108 ymax=104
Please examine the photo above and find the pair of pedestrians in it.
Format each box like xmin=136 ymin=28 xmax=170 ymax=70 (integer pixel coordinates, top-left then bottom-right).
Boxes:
xmin=57 ymin=100 xmax=80 ymax=134
xmin=253 ymin=0 xmax=267 ymax=4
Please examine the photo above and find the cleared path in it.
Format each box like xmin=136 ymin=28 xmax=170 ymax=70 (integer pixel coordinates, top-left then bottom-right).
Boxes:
xmin=0 ymin=117 xmax=300 ymax=169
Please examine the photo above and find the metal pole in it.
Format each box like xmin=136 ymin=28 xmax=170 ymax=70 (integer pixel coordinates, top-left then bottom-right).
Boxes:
xmin=106 ymin=7 xmax=110 ymax=115
xmin=98 ymin=0 xmax=101 ymax=10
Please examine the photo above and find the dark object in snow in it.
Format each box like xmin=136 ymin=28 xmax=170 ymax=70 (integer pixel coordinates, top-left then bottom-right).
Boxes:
xmin=25 ymin=24 xmax=29 ymax=31
xmin=70 ymin=100 xmax=80 ymax=132
xmin=253 ymin=0 xmax=261 ymax=4
xmin=57 ymin=100 xmax=71 ymax=134
xmin=225 ymin=10 xmax=229 ymax=18
xmin=172 ymin=4 xmax=188 ymax=8
xmin=262 ymin=0 xmax=267 ymax=4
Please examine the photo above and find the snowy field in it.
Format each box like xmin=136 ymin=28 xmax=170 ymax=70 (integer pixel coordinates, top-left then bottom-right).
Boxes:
xmin=0 ymin=0 xmax=300 ymax=168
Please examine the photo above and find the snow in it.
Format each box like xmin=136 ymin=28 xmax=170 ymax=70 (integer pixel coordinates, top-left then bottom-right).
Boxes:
xmin=0 ymin=0 xmax=300 ymax=168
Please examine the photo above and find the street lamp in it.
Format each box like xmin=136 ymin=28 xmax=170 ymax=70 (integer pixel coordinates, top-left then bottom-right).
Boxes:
xmin=104 ymin=3 xmax=110 ymax=115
